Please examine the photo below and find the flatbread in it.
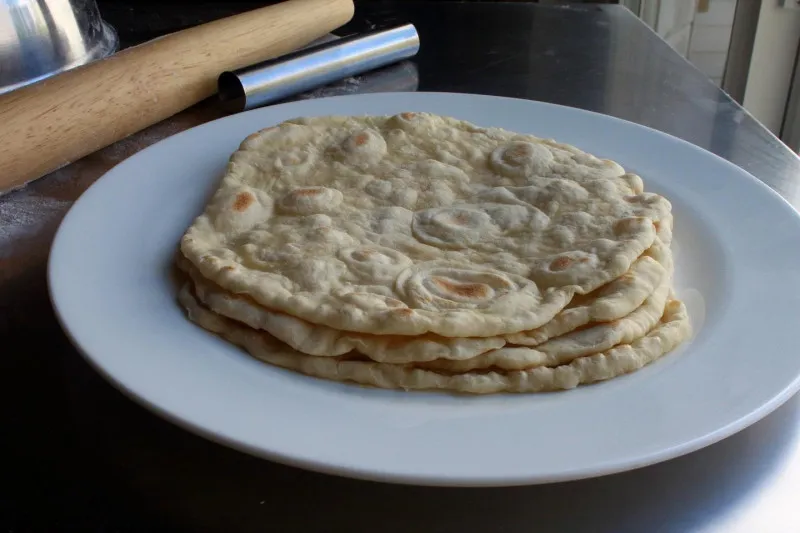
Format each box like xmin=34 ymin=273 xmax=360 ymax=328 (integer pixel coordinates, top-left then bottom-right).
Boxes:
xmin=185 ymin=263 xmax=502 ymax=362
xmin=419 ymin=283 xmax=670 ymax=373
xmin=504 ymin=251 xmax=666 ymax=346
xmin=177 ymin=245 xmax=668 ymax=363
xmin=178 ymin=283 xmax=691 ymax=394
xmin=180 ymin=113 xmax=672 ymax=337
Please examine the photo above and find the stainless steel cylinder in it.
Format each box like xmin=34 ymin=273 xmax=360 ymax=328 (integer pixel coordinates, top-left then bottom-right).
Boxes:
xmin=0 ymin=0 xmax=119 ymax=95
xmin=218 ymin=24 xmax=420 ymax=112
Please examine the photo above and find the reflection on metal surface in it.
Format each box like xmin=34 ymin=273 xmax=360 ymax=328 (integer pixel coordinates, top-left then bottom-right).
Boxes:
xmin=0 ymin=0 xmax=118 ymax=95
xmin=218 ymin=24 xmax=420 ymax=112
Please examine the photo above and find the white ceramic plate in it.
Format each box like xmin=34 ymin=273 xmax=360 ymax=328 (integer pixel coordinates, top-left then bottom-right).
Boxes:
xmin=49 ymin=92 xmax=800 ymax=487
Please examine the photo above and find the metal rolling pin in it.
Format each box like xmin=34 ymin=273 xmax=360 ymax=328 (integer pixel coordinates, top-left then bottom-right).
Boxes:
xmin=218 ymin=23 xmax=420 ymax=112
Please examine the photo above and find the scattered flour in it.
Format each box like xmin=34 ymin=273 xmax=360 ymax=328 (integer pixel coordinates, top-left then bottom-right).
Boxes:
xmin=0 ymin=190 xmax=70 ymax=258
xmin=293 ymin=61 xmax=419 ymax=102
xmin=295 ymin=76 xmax=365 ymax=100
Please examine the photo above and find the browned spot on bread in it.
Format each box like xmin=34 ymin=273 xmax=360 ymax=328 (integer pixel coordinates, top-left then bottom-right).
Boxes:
xmin=295 ymin=187 xmax=323 ymax=197
xmin=242 ymin=127 xmax=277 ymax=147
xmin=221 ymin=266 xmax=235 ymax=273
xmin=550 ymin=256 xmax=573 ymax=271
xmin=393 ymin=308 xmax=414 ymax=317
xmin=242 ymin=132 xmax=261 ymax=145
xmin=578 ymin=257 xmax=591 ymax=264
xmin=384 ymin=297 xmax=405 ymax=308
xmin=507 ymin=144 xmax=530 ymax=158
xmin=400 ymin=112 xmax=416 ymax=120
xmin=653 ymin=220 xmax=661 ymax=232
xmin=353 ymin=133 xmax=369 ymax=146
xmin=432 ymin=277 xmax=490 ymax=299
xmin=613 ymin=217 xmax=647 ymax=235
xmin=452 ymin=211 xmax=473 ymax=225
xmin=233 ymin=192 xmax=254 ymax=212
xmin=351 ymin=249 xmax=376 ymax=262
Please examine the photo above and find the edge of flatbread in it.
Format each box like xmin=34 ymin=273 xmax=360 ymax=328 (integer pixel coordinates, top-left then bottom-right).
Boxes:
xmin=178 ymin=282 xmax=692 ymax=394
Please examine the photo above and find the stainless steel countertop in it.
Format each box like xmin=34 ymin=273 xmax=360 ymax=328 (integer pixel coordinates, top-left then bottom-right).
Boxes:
xmin=2 ymin=2 xmax=800 ymax=530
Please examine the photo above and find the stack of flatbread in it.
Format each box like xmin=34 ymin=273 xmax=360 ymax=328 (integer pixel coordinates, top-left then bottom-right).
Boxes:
xmin=176 ymin=112 xmax=691 ymax=394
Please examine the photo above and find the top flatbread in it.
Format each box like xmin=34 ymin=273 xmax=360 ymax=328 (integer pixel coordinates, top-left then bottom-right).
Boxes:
xmin=181 ymin=113 xmax=671 ymax=337
xmin=178 ymin=244 xmax=667 ymax=363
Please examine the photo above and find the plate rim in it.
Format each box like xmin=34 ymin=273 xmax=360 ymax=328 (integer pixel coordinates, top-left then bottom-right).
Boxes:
xmin=48 ymin=91 xmax=800 ymax=487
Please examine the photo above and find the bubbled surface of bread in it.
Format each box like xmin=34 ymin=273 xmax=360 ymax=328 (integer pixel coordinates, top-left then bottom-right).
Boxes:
xmin=180 ymin=113 xmax=672 ymax=337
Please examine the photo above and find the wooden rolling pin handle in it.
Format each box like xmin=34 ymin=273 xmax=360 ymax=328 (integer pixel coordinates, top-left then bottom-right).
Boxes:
xmin=0 ymin=0 xmax=354 ymax=194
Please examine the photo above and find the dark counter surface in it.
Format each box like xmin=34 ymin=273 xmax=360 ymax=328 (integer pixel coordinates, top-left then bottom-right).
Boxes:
xmin=3 ymin=2 xmax=800 ymax=531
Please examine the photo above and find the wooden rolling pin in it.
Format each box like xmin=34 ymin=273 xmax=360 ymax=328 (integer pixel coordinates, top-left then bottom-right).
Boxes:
xmin=0 ymin=0 xmax=354 ymax=194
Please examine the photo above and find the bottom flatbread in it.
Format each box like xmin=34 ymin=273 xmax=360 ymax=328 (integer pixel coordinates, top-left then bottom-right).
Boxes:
xmin=178 ymin=283 xmax=692 ymax=394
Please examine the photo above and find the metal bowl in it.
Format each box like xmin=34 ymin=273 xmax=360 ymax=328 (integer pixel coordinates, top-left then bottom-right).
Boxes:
xmin=0 ymin=0 xmax=118 ymax=95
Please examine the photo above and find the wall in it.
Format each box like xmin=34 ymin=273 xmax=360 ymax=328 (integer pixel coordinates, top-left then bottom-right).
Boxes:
xmin=687 ymin=0 xmax=736 ymax=86
xmin=633 ymin=0 xmax=800 ymax=135
xmin=656 ymin=0 xmax=697 ymax=56
xmin=634 ymin=0 xmax=736 ymax=86
xmin=742 ymin=0 xmax=800 ymax=134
